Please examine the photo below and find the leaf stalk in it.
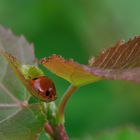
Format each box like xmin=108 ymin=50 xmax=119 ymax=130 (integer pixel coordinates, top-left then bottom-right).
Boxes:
xmin=57 ymin=85 xmax=78 ymax=123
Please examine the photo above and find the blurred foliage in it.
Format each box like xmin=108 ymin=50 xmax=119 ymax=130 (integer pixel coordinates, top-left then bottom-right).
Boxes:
xmin=74 ymin=127 xmax=140 ymax=140
xmin=94 ymin=127 xmax=140 ymax=140
xmin=0 ymin=0 xmax=140 ymax=139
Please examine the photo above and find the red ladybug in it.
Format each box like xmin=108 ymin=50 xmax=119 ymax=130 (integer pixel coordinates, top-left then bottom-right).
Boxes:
xmin=30 ymin=76 xmax=57 ymax=102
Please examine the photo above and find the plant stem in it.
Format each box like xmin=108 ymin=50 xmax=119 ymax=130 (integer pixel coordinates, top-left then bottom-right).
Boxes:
xmin=44 ymin=122 xmax=54 ymax=138
xmin=57 ymin=85 xmax=78 ymax=123
xmin=52 ymin=124 xmax=69 ymax=140
xmin=44 ymin=85 xmax=78 ymax=139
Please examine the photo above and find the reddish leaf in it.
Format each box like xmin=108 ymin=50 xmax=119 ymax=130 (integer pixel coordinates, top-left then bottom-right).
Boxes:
xmin=89 ymin=36 xmax=140 ymax=83
xmin=41 ymin=36 xmax=140 ymax=85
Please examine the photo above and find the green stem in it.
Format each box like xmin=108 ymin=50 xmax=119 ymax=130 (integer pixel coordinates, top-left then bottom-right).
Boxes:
xmin=57 ymin=85 xmax=79 ymax=123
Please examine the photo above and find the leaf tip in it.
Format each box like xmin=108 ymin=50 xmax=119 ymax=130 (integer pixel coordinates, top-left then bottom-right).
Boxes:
xmin=40 ymin=57 xmax=47 ymax=64
xmin=40 ymin=54 xmax=65 ymax=65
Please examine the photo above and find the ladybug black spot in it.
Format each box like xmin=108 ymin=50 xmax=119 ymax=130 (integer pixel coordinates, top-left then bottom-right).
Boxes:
xmin=45 ymin=90 xmax=50 ymax=96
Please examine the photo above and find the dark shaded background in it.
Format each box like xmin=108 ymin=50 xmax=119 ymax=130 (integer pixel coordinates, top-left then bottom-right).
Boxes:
xmin=1 ymin=0 xmax=140 ymax=138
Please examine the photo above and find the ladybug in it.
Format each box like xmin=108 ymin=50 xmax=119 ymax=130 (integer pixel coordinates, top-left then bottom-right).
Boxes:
xmin=30 ymin=76 xmax=57 ymax=102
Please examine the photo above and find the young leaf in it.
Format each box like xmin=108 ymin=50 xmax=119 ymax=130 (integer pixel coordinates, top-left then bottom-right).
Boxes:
xmin=41 ymin=55 xmax=101 ymax=86
xmin=90 ymin=36 xmax=140 ymax=83
xmin=0 ymin=49 xmax=54 ymax=102
xmin=21 ymin=64 xmax=45 ymax=80
xmin=41 ymin=36 xmax=140 ymax=85
xmin=0 ymin=26 xmax=46 ymax=140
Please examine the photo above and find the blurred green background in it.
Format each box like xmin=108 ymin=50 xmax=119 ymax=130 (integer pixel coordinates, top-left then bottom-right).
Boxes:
xmin=1 ymin=0 xmax=140 ymax=139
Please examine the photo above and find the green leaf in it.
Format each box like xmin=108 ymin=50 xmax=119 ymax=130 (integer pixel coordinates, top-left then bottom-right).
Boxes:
xmin=38 ymin=130 xmax=50 ymax=140
xmin=20 ymin=64 xmax=45 ymax=80
xmin=0 ymin=50 xmax=56 ymax=102
xmin=0 ymin=105 xmax=46 ymax=140
xmin=41 ymin=55 xmax=101 ymax=86
xmin=0 ymin=26 xmax=46 ymax=140
xmin=0 ymin=25 xmax=35 ymax=64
